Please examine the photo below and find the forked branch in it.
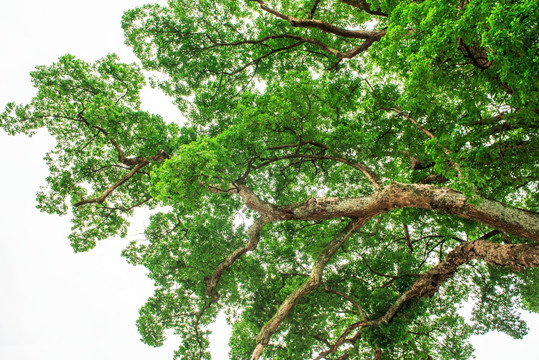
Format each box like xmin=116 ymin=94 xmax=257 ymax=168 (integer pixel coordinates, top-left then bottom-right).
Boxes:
xmin=358 ymin=240 xmax=539 ymax=328
xmin=256 ymin=152 xmax=382 ymax=189
xmin=252 ymin=0 xmax=387 ymax=40
xmin=236 ymin=182 xmax=539 ymax=242
xmin=251 ymin=219 xmax=365 ymax=360
xmin=313 ymin=239 xmax=539 ymax=358
xmin=205 ymin=216 xmax=272 ymax=300
xmin=203 ymin=32 xmax=382 ymax=61
xmin=74 ymin=161 xmax=148 ymax=206
xmin=339 ymin=0 xmax=388 ymax=16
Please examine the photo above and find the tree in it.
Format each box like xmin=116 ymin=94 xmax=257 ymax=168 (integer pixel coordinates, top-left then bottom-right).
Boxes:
xmin=1 ymin=0 xmax=538 ymax=359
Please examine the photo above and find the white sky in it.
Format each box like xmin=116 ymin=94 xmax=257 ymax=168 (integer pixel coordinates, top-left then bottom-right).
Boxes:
xmin=0 ymin=1 xmax=537 ymax=360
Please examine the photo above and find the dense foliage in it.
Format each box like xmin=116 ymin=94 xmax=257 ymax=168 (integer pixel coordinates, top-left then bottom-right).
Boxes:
xmin=2 ymin=0 xmax=539 ymax=359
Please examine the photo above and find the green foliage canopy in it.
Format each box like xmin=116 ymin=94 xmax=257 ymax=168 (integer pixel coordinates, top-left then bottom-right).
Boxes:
xmin=2 ymin=0 xmax=539 ymax=359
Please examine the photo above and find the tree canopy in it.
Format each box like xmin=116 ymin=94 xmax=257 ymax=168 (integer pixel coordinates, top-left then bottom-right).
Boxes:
xmin=2 ymin=0 xmax=539 ymax=359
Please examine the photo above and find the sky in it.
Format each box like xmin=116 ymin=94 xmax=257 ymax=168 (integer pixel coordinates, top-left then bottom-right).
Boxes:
xmin=0 ymin=1 xmax=537 ymax=360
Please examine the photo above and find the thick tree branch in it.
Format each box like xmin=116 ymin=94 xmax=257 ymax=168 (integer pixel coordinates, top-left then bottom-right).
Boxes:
xmin=236 ymin=184 xmax=284 ymax=219
xmin=251 ymin=219 xmax=365 ymax=360
xmin=253 ymin=0 xmax=387 ymax=40
xmin=236 ymin=182 xmax=539 ymax=242
xmin=359 ymin=239 xmax=539 ymax=328
xmin=204 ymin=216 xmax=272 ymax=300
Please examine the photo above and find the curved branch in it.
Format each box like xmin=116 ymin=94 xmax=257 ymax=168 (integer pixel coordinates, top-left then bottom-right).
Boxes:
xmin=316 ymin=237 xmax=539 ymax=358
xmin=313 ymin=320 xmax=362 ymax=360
xmin=359 ymin=239 xmax=539 ymax=328
xmin=102 ymin=197 xmax=152 ymax=212
xmin=236 ymin=183 xmax=284 ymax=218
xmin=75 ymin=113 xmax=170 ymax=166
xmin=202 ymin=32 xmax=380 ymax=61
xmin=266 ymin=140 xmax=328 ymax=151
xmin=383 ymin=107 xmax=439 ymax=145
xmin=308 ymin=0 xmax=321 ymax=19
xmin=403 ymin=223 xmax=413 ymax=252
xmin=227 ymin=40 xmax=305 ymax=76
xmin=253 ymin=0 xmax=387 ymax=40
xmin=188 ymin=218 xmax=272 ymax=360
xmin=236 ymin=182 xmax=539 ymax=242
xmin=205 ymin=216 xmax=272 ymax=300
xmin=324 ymin=285 xmax=368 ymax=321
xmin=339 ymin=0 xmax=388 ymax=16
xmin=384 ymin=107 xmax=462 ymax=177
xmin=251 ymin=219 xmax=365 ymax=360
xmin=458 ymin=38 xmax=493 ymax=70
xmin=256 ymin=153 xmax=382 ymax=189
xmin=361 ymin=256 xmax=420 ymax=281
xmin=73 ymin=161 xmax=148 ymax=207
xmin=339 ymin=37 xmax=379 ymax=58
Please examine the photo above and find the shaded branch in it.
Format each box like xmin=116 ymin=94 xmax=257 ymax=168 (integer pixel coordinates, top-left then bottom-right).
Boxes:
xmin=403 ymin=223 xmax=413 ymax=252
xmin=256 ymin=153 xmax=382 ymax=189
xmin=102 ymin=197 xmax=152 ymax=212
xmin=204 ymin=216 xmax=272 ymax=300
xmin=361 ymin=256 xmax=420 ymax=289
xmin=458 ymin=38 xmax=493 ymax=70
xmin=227 ymin=40 xmax=305 ymax=76
xmin=184 ymin=219 xmax=272 ymax=360
xmin=324 ymin=284 xmax=368 ymax=321
xmin=383 ymin=107 xmax=461 ymax=175
xmin=358 ymin=240 xmax=539 ymax=328
xmin=308 ymin=0 xmax=321 ymax=19
xmin=202 ymin=31 xmax=381 ymax=61
xmin=74 ymin=113 xmax=169 ymax=166
xmin=313 ymin=320 xmax=362 ymax=360
xmin=253 ymin=0 xmax=387 ymax=40
xmin=339 ymin=0 xmax=388 ymax=16
xmin=418 ymin=174 xmax=449 ymax=184
xmin=266 ymin=140 xmax=329 ymax=151
xmin=251 ymin=219 xmax=365 ymax=360
xmin=383 ymin=107 xmax=438 ymax=143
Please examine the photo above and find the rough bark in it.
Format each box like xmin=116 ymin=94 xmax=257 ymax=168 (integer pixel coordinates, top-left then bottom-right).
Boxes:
xmin=237 ymin=182 xmax=539 ymax=242
xmin=311 ymin=239 xmax=539 ymax=357
xmin=360 ymin=240 xmax=539 ymax=327
xmin=204 ymin=216 xmax=271 ymax=300
xmin=237 ymin=180 xmax=539 ymax=359
xmin=251 ymin=219 xmax=365 ymax=360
